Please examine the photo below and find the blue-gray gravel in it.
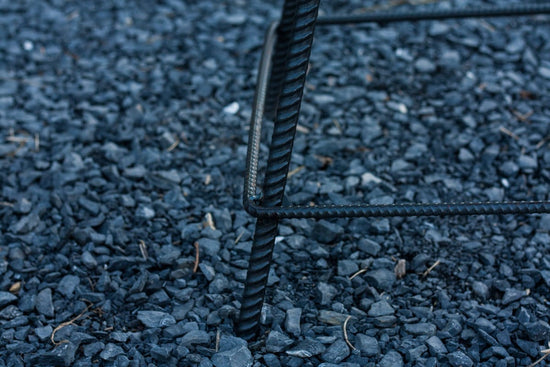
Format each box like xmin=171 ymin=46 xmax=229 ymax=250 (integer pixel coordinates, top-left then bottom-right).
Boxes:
xmin=1 ymin=0 xmax=550 ymax=366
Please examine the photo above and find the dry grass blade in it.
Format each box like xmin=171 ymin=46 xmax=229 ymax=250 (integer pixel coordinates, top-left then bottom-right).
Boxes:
xmin=512 ymin=109 xmax=533 ymax=122
xmin=234 ymin=230 xmax=245 ymax=244
xmin=204 ymin=174 xmax=212 ymax=185
xmin=343 ymin=316 xmax=357 ymax=351
xmin=139 ymin=240 xmax=148 ymax=260
xmin=193 ymin=241 xmax=200 ymax=273
xmin=528 ymin=343 xmax=550 ymax=367
xmin=215 ymin=329 xmax=221 ymax=352
xmin=166 ymin=136 xmax=180 ymax=152
xmin=34 ymin=134 xmax=39 ymax=152
xmin=0 ymin=201 xmax=14 ymax=207
xmin=349 ymin=268 xmax=368 ymax=280
xmin=423 ymin=260 xmax=441 ymax=278
xmin=5 ymin=136 xmax=29 ymax=143
xmin=536 ymin=137 xmax=549 ymax=150
xmin=51 ymin=305 xmax=92 ymax=345
xmin=204 ymin=213 xmax=216 ymax=230
xmin=499 ymin=126 xmax=519 ymax=140
xmin=287 ymin=165 xmax=305 ymax=178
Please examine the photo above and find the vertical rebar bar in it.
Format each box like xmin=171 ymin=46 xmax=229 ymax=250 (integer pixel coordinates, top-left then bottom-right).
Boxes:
xmin=237 ymin=0 xmax=320 ymax=341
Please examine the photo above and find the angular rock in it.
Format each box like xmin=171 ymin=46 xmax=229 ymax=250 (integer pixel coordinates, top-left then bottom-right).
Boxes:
xmin=368 ymin=300 xmax=394 ymax=317
xmin=404 ymin=323 xmax=436 ymax=336
xmin=266 ymin=330 xmax=294 ymax=353
xmin=379 ymin=350 xmax=403 ymax=367
xmin=286 ymin=338 xmax=326 ymax=358
xmin=285 ymin=308 xmax=302 ymax=337
xmin=337 ymin=260 xmax=358 ymax=277
xmin=321 ymin=340 xmax=349 ymax=364
xmin=426 ymin=336 xmax=447 ymax=357
xmin=212 ymin=344 xmax=253 ymax=367
xmin=311 ymin=220 xmax=344 ymax=243
xmin=137 ymin=311 xmax=176 ymax=328
xmin=36 ymin=288 xmax=54 ymax=317
xmin=100 ymin=343 xmax=124 ymax=361
xmin=0 ymin=291 xmax=17 ymax=307
xmin=58 ymin=275 xmax=80 ymax=298
xmin=355 ymin=334 xmax=379 ymax=357
xmin=364 ymin=269 xmax=396 ymax=291
xmin=181 ymin=330 xmax=210 ymax=346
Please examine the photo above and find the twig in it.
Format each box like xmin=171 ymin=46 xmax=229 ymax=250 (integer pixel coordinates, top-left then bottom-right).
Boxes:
xmin=34 ymin=134 xmax=39 ymax=152
xmin=296 ymin=124 xmax=310 ymax=134
xmin=478 ymin=19 xmax=495 ymax=32
xmin=499 ymin=126 xmax=519 ymax=140
xmin=333 ymin=119 xmax=343 ymax=134
xmin=512 ymin=109 xmax=533 ymax=122
xmin=215 ymin=329 xmax=221 ymax=352
xmin=193 ymin=241 xmax=200 ymax=273
xmin=343 ymin=316 xmax=357 ymax=351
xmin=349 ymin=268 xmax=368 ymax=280
xmin=528 ymin=343 xmax=550 ymax=367
xmin=5 ymin=136 xmax=29 ymax=143
xmin=166 ymin=136 xmax=180 ymax=152
xmin=287 ymin=166 xmax=305 ymax=178
xmin=423 ymin=260 xmax=441 ymax=277
xmin=0 ymin=201 xmax=14 ymax=207
xmin=51 ymin=305 xmax=92 ymax=345
xmin=536 ymin=137 xmax=549 ymax=150
xmin=234 ymin=230 xmax=245 ymax=244
xmin=139 ymin=240 xmax=148 ymax=260
xmin=204 ymin=213 xmax=216 ymax=230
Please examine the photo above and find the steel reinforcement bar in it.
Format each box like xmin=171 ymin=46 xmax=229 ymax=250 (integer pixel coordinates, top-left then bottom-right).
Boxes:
xmin=237 ymin=0 xmax=321 ymax=341
xmin=238 ymin=1 xmax=550 ymax=341
xmin=317 ymin=3 xmax=550 ymax=25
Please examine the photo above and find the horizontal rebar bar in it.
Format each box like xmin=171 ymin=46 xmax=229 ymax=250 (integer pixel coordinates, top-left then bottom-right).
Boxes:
xmin=317 ymin=3 xmax=550 ymax=25
xmin=243 ymin=5 xmax=550 ymax=221
xmin=245 ymin=201 xmax=550 ymax=219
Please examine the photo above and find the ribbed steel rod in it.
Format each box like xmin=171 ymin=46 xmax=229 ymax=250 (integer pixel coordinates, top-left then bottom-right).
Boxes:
xmin=241 ymin=5 xmax=550 ymax=222
xmin=237 ymin=0 xmax=320 ymax=341
xmin=246 ymin=201 xmax=550 ymax=219
xmin=317 ymin=3 xmax=550 ymax=25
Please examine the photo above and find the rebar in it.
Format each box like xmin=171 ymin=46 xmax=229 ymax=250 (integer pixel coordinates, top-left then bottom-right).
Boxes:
xmin=237 ymin=0 xmax=320 ymax=341
xmin=238 ymin=1 xmax=550 ymax=341
xmin=317 ymin=3 xmax=550 ymax=25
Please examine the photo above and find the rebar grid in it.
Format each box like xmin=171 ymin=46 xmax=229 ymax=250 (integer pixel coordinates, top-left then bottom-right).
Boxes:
xmin=237 ymin=1 xmax=550 ymax=340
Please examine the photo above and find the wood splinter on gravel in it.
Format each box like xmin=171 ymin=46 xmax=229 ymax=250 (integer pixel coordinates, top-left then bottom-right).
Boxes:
xmin=204 ymin=213 xmax=216 ymax=230
xmin=343 ymin=315 xmax=357 ymax=351
xmin=423 ymin=259 xmax=441 ymax=277
xmin=349 ymin=267 xmax=368 ymax=280
xmin=394 ymin=259 xmax=406 ymax=279
xmin=138 ymin=240 xmax=148 ymax=260
xmin=193 ymin=241 xmax=200 ymax=273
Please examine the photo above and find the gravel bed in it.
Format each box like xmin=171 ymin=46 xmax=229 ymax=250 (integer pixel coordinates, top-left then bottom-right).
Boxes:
xmin=1 ymin=0 xmax=550 ymax=366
